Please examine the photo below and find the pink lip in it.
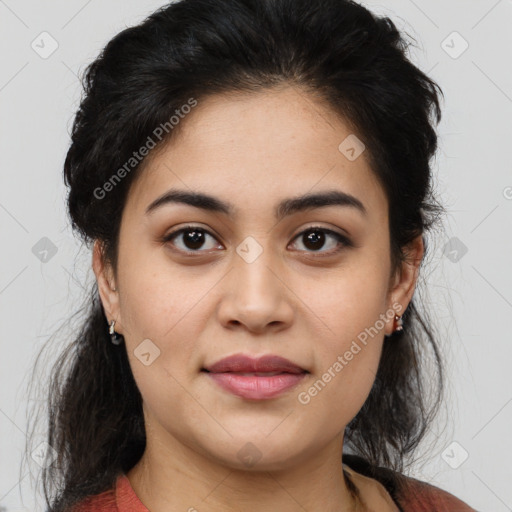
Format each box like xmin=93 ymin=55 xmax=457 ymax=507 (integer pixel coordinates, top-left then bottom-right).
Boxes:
xmin=203 ymin=353 xmax=306 ymax=374
xmin=205 ymin=372 xmax=307 ymax=400
xmin=202 ymin=353 xmax=308 ymax=400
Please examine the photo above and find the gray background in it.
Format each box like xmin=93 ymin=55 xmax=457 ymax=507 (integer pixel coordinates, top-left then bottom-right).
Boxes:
xmin=1 ymin=1 xmax=511 ymax=510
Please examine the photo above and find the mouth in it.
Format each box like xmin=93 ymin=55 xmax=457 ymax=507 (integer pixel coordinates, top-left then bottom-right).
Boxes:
xmin=202 ymin=353 xmax=308 ymax=375
xmin=200 ymin=353 xmax=308 ymax=400
xmin=202 ymin=370 xmax=308 ymax=400
xmin=201 ymin=370 xmax=304 ymax=376
xmin=201 ymin=354 xmax=310 ymax=400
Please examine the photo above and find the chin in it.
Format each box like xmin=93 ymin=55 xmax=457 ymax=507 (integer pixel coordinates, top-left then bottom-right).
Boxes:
xmin=200 ymin=436 xmax=309 ymax=473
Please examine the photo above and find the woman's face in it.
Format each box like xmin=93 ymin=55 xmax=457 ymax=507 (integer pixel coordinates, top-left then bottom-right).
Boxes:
xmin=94 ymin=86 xmax=422 ymax=471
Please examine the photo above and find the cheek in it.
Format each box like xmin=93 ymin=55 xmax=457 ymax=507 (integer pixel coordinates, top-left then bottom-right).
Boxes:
xmin=117 ymin=246 xmax=209 ymax=339
xmin=116 ymin=258 xmax=205 ymax=387
xmin=298 ymin=265 xmax=389 ymax=417
xmin=306 ymin=259 xmax=390 ymax=342
xmin=302 ymin=318 xmax=384 ymax=429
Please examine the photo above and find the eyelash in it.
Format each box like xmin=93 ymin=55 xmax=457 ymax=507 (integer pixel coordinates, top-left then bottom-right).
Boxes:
xmin=161 ymin=224 xmax=353 ymax=257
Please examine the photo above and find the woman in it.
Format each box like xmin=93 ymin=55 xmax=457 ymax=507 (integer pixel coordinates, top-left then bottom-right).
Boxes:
xmin=33 ymin=0 xmax=477 ymax=510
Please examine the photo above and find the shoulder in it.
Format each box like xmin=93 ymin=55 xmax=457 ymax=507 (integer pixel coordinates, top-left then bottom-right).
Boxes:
xmin=69 ymin=488 xmax=117 ymax=512
xmin=396 ymin=473 xmax=477 ymax=511
xmin=69 ymin=473 xmax=148 ymax=512
xmin=343 ymin=454 xmax=477 ymax=512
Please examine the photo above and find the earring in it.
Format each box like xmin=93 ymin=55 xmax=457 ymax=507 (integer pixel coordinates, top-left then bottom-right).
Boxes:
xmin=109 ymin=320 xmax=124 ymax=345
xmin=394 ymin=314 xmax=403 ymax=332
xmin=385 ymin=315 xmax=403 ymax=338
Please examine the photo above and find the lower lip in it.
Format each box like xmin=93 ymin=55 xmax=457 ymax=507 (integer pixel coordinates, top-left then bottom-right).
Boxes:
xmin=204 ymin=372 xmax=307 ymax=400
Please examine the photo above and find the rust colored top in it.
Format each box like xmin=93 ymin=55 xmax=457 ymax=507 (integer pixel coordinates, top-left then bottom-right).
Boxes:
xmin=71 ymin=457 xmax=477 ymax=512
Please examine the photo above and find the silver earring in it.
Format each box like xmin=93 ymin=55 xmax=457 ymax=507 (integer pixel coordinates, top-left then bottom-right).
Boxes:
xmin=109 ymin=320 xmax=123 ymax=345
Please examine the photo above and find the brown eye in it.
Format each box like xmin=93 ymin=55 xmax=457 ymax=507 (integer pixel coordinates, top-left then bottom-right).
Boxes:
xmin=163 ymin=226 xmax=222 ymax=253
xmin=290 ymin=227 xmax=352 ymax=255
xmin=162 ymin=225 xmax=352 ymax=257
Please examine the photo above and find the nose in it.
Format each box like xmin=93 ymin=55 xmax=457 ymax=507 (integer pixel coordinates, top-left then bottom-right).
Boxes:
xmin=216 ymin=248 xmax=294 ymax=334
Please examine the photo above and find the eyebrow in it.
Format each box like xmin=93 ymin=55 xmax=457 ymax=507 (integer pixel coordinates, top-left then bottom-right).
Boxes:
xmin=145 ymin=188 xmax=367 ymax=220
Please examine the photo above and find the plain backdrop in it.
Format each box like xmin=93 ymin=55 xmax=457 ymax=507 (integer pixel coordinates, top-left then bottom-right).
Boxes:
xmin=1 ymin=1 xmax=511 ymax=511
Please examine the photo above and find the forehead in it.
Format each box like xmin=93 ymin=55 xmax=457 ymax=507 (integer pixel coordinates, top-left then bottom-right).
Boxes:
xmin=125 ymin=86 xmax=388 ymax=219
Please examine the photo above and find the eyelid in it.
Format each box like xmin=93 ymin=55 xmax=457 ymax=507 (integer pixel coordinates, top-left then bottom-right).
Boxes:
xmin=161 ymin=224 xmax=222 ymax=254
xmin=289 ymin=225 xmax=353 ymax=255
xmin=162 ymin=224 xmax=353 ymax=255
xmin=291 ymin=224 xmax=351 ymax=243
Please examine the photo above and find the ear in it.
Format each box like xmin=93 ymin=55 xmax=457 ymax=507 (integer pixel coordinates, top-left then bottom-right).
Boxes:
xmin=385 ymin=235 xmax=424 ymax=336
xmin=92 ymin=240 xmax=123 ymax=334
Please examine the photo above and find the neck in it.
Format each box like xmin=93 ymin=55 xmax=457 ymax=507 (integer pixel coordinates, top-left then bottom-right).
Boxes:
xmin=127 ymin=430 xmax=359 ymax=512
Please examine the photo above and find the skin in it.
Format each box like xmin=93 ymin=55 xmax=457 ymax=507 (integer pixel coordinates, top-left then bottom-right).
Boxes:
xmin=93 ymin=85 xmax=423 ymax=512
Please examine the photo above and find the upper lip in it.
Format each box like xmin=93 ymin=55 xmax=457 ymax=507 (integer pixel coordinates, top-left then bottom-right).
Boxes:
xmin=203 ymin=354 xmax=307 ymax=374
